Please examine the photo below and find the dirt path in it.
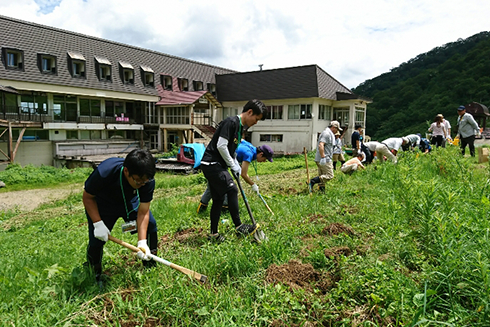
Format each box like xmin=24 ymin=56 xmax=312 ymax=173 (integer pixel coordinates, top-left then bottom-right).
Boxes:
xmin=0 ymin=183 xmax=83 ymax=212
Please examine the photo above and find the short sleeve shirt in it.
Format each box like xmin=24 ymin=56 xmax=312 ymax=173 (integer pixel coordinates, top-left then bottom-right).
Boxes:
xmin=84 ymin=158 xmax=155 ymax=217
xmin=202 ymin=115 xmax=241 ymax=167
xmin=351 ymin=131 xmax=361 ymax=149
xmin=382 ymin=138 xmax=403 ymax=151
xmin=236 ymin=140 xmax=257 ymax=163
xmin=315 ymin=128 xmax=335 ymax=162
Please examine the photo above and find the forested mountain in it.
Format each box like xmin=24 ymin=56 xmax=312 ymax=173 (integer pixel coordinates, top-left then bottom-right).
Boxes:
xmin=352 ymin=31 xmax=490 ymax=140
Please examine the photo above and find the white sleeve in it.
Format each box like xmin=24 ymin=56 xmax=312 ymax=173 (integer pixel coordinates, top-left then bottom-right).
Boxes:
xmin=217 ymin=136 xmax=236 ymax=168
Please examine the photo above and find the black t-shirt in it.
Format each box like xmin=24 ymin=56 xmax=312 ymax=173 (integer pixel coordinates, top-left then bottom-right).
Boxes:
xmin=84 ymin=157 xmax=154 ymax=217
xmin=202 ymin=115 xmax=242 ymax=167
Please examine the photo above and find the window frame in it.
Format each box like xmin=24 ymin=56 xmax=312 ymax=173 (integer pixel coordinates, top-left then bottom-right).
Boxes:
xmin=288 ymin=104 xmax=312 ymax=120
xmin=178 ymin=78 xmax=189 ymax=91
xmin=207 ymin=83 xmax=216 ymax=97
xmin=3 ymin=48 xmax=24 ymax=70
xmin=193 ymin=80 xmax=204 ymax=91
xmin=318 ymin=104 xmax=332 ymax=120
xmin=265 ymin=105 xmax=284 ymax=120
xmin=67 ymin=51 xmax=86 ymax=78
xmin=141 ymin=65 xmax=154 ymax=87
xmin=94 ymin=56 xmax=112 ymax=82
xmin=259 ymin=134 xmax=283 ymax=142
xmin=161 ymin=75 xmax=173 ymax=91
xmin=119 ymin=61 xmax=135 ymax=85
xmin=37 ymin=53 xmax=57 ymax=74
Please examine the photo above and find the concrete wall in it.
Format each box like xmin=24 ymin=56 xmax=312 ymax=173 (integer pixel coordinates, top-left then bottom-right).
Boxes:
xmin=0 ymin=141 xmax=53 ymax=166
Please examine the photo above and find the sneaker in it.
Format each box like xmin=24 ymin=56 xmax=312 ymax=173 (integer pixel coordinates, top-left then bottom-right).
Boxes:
xmin=236 ymin=224 xmax=257 ymax=236
xmin=197 ymin=202 xmax=208 ymax=213
xmin=207 ymin=233 xmax=226 ymax=243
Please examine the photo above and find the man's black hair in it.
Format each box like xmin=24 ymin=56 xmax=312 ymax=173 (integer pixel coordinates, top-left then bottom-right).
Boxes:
xmin=242 ymin=99 xmax=267 ymax=121
xmin=124 ymin=149 xmax=156 ymax=179
xmin=355 ymin=124 xmax=362 ymax=130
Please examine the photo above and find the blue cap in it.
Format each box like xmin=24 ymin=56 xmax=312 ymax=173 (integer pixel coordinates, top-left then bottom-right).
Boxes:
xmin=458 ymin=105 xmax=466 ymax=111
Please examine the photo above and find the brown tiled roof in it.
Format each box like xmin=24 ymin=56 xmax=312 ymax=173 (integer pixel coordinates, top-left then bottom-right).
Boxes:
xmin=0 ymin=15 xmax=236 ymax=97
xmin=215 ymin=65 xmax=354 ymax=102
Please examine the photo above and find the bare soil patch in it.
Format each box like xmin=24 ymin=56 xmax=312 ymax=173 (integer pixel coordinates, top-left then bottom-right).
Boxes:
xmin=265 ymin=259 xmax=336 ymax=293
xmin=322 ymin=222 xmax=356 ymax=236
xmin=0 ymin=183 xmax=82 ymax=212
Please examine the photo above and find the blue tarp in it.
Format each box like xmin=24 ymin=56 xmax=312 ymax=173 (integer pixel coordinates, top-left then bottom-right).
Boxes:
xmin=180 ymin=143 xmax=206 ymax=168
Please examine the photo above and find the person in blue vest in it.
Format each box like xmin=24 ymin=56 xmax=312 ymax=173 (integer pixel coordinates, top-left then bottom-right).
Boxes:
xmin=197 ymin=140 xmax=274 ymax=213
xmin=83 ymin=149 xmax=158 ymax=284
xmin=199 ymin=99 xmax=268 ymax=242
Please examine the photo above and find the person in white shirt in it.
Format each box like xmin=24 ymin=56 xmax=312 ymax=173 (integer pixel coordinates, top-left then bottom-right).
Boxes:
xmin=428 ymin=115 xmax=447 ymax=148
xmin=437 ymin=114 xmax=452 ymax=147
xmin=363 ymin=141 xmax=380 ymax=163
xmin=377 ymin=137 xmax=408 ymax=164
xmin=332 ymin=131 xmax=345 ymax=170
xmin=405 ymin=134 xmax=421 ymax=150
xmin=341 ymin=152 xmax=365 ymax=174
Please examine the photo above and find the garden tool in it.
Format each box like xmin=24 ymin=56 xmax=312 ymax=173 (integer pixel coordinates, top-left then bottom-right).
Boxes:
xmin=257 ymin=192 xmax=274 ymax=215
xmin=233 ymin=173 xmax=268 ymax=243
xmin=108 ymin=235 xmax=207 ymax=283
xmin=304 ymin=147 xmax=312 ymax=194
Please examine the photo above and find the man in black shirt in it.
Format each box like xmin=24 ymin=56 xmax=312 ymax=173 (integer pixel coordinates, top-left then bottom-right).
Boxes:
xmin=200 ymin=99 xmax=268 ymax=242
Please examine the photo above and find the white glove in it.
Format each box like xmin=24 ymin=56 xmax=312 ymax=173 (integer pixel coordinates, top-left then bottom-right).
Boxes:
xmin=230 ymin=161 xmax=241 ymax=177
xmin=136 ymin=239 xmax=151 ymax=261
xmin=93 ymin=220 xmax=110 ymax=242
xmin=319 ymin=157 xmax=327 ymax=166
xmin=251 ymin=183 xmax=259 ymax=194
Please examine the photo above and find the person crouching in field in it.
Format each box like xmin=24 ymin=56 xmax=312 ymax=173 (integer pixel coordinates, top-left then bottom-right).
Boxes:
xmin=83 ymin=149 xmax=158 ymax=285
xmin=341 ymin=152 xmax=365 ymax=174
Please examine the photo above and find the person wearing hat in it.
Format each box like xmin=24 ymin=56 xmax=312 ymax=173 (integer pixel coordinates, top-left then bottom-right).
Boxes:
xmin=332 ymin=131 xmax=345 ymax=170
xmin=197 ymin=140 xmax=274 ymax=213
xmin=309 ymin=120 xmax=341 ymax=192
xmin=377 ymin=137 xmax=409 ymax=164
xmin=428 ymin=115 xmax=447 ymax=148
xmin=456 ymin=105 xmax=479 ymax=157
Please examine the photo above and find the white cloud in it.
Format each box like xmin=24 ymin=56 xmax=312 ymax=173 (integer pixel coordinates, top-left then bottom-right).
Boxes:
xmin=1 ymin=0 xmax=489 ymax=88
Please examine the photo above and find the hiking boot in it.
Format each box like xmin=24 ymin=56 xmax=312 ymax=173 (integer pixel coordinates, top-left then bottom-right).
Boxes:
xmin=207 ymin=233 xmax=226 ymax=243
xmin=236 ymin=224 xmax=257 ymax=236
xmin=197 ymin=202 xmax=208 ymax=214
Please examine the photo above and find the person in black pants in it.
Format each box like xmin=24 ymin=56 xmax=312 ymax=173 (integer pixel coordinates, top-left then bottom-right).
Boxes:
xmin=83 ymin=149 xmax=158 ymax=284
xmin=199 ymin=99 xmax=268 ymax=242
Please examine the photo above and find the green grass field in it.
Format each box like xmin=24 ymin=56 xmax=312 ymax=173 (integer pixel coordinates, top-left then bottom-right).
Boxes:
xmin=1 ymin=146 xmax=489 ymax=326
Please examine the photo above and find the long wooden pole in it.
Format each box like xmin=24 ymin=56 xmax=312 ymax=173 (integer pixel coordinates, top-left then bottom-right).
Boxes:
xmin=304 ymin=147 xmax=312 ymax=195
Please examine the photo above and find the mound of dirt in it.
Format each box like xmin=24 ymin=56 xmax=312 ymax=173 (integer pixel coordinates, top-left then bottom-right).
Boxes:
xmin=174 ymin=227 xmax=204 ymax=242
xmin=265 ymin=260 xmax=334 ymax=293
xmin=322 ymin=222 xmax=355 ymax=236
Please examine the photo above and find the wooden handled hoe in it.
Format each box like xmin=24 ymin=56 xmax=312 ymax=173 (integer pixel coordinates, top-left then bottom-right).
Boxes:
xmin=108 ymin=235 xmax=207 ymax=283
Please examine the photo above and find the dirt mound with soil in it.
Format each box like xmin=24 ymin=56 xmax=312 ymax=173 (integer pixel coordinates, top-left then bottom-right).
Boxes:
xmin=322 ymin=222 xmax=355 ymax=236
xmin=324 ymin=246 xmax=352 ymax=259
xmin=265 ymin=260 xmax=334 ymax=293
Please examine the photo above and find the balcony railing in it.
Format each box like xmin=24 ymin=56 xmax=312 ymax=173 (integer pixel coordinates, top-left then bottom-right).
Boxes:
xmin=0 ymin=106 xmax=142 ymax=124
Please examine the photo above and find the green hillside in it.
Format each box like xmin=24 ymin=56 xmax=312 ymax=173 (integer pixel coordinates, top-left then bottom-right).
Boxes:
xmin=353 ymin=31 xmax=490 ymax=140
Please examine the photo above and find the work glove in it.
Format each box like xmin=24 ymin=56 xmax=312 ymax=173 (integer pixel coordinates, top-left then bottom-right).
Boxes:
xmin=93 ymin=220 xmax=110 ymax=242
xmin=230 ymin=160 xmax=242 ymax=177
xmin=251 ymin=183 xmax=259 ymax=195
xmin=319 ymin=157 xmax=327 ymax=166
xmin=137 ymin=239 xmax=151 ymax=261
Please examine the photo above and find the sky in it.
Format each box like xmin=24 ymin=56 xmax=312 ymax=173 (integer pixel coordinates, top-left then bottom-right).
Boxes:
xmin=1 ymin=0 xmax=489 ymax=89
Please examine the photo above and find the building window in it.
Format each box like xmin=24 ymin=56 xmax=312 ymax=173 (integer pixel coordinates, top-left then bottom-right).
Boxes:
xmin=260 ymin=134 xmax=283 ymax=142
xmin=106 ymin=100 xmax=125 ymax=118
xmin=141 ymin=66 xmax=154 ymax=87
xmin=95 ymin=56 xmax=112 ymax=81
xmin=193 ymin=81 xmax=204 ymax=91
xmin=319 ymin=105 xmax=332 ymax=120
xmin=333 ymin=107 xmax=350 ymax=127
xmin=166 ymin=106 xmax=190 ymax=124
xmin=119 ymin=61 xmax=134 ymax=84
xmin=21 ymin=129 xmax=49 ymax=141
xmin=80 ymin=99 xmax=101 ymax=117
xmin=207 ymin=83 xmax=216 ymax=97
xmin=53 ymin=94 xmax=77 ymax=121
xmin=3 ymin=48 xmax=24 ymax=70
xmin=223 ymin=107 xmax=238 ymax=118
xmin=67 ymin=130 xmax=78 ymax=140
xmin=37 ymin=54 xmax=57 ymax=74
xmin=288 ymin=104 xmax=312 ymax=120
xmin=162 ymin=75 xmax=173 ymax=91
xmin=20 ymin=93 xmax=48 ymax=115
xmin=355 ymin=107 xmax=365 ymax=127
xmin=265 ymin=105 xmax=283 ymax=120
xmin=178 ymin=78 xmax=189 ymax=91
xmin=67 ymin=51 xmax=86 ymax=78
